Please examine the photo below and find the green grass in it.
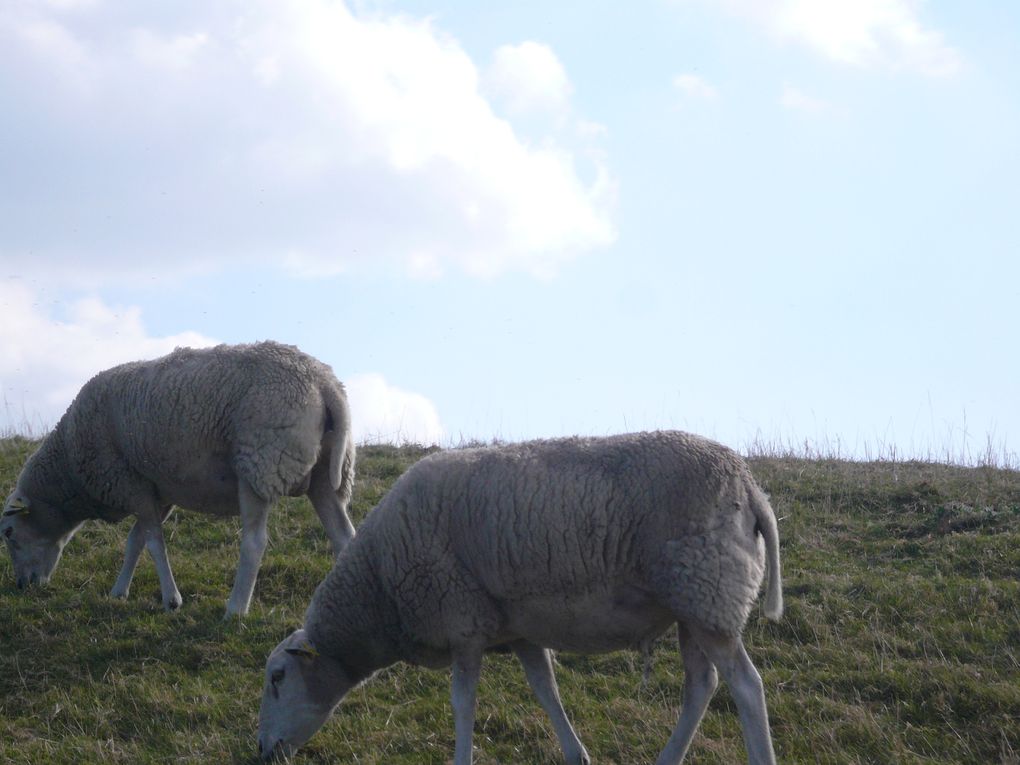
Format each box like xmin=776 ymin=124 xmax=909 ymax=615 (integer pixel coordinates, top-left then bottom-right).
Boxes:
xmin=2 ymin=438 xmax=1019 ymax=764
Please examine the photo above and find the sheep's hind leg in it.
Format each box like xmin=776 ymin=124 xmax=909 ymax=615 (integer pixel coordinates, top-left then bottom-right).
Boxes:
xmin=110 ymin=505 xmax=173 ymax=600
xmin=687 ymin=626 xmax=777 ymax=765
xmin=450 ymin=645 xmax=484 ymax=765
xmin=512 ymin=640 xmax=590 ymax=765
xmin=225 ymin=480 xmax=271 ymax=617
xmin=307 ymin=462 xmax=355 ymax=559
xmin=654 ymin=623 xmax=720 ymax=765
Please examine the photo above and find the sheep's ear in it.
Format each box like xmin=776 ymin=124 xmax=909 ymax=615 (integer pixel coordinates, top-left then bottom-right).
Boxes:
xmin=3 ymin=496 xmax=30 ymax=517
xmin=285 ymin=639 xmax=320 ymax=660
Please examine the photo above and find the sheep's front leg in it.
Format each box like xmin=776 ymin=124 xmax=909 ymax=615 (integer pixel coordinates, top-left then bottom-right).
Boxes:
xmin=109 ymin=519 xmax=145 ymax=599
xmin=138 ymin=508 xmax=183 ymax=611
xmin=111 ymin=505 xmax=173 ymax=600
xmin=512 ymin=641 xmax=590 ymax=765
xmin=451 ymin=646 xmax=483 ymax=765
xmin=226 ymin=481 xmax=271 ymax=617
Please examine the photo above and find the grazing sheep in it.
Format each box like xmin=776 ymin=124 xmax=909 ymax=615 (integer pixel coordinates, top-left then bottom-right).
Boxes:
xmin=257 ymin=430 xmax=783 ymax=764
xmin=1 ymin=341 xmax=355 ymax=616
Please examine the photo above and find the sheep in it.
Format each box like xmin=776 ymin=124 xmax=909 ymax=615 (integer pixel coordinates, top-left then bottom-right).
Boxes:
xmin=257 ymin=430 xmax=783 ymax=764
xmin=0 ymin=341 xmax=355 ymax=617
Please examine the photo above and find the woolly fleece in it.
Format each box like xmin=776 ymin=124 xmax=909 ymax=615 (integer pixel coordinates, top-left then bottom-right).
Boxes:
xmin=11 ymin=340 xmax=354 ymax=544
xmin=304 ymin=430 xmax=781 ymax=678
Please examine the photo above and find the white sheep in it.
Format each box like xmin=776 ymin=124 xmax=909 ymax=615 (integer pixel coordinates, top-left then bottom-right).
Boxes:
xmin=257 ymin=430 xmax=783 ymax=764
xmin=0 ymin=341 xmax=355 ymax=616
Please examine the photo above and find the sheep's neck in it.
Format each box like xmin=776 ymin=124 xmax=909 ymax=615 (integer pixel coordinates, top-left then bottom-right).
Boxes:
xmin=305 ymin=544 xmax=401 ymax=682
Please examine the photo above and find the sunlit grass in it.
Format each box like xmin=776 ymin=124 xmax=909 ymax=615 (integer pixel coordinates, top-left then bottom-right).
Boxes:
xmin=2 ymin=436 xmax=1019 ymax=763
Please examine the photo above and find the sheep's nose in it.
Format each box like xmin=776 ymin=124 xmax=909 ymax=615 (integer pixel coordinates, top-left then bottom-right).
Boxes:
xmin=259 ymin=737 xmax=283 ymax=761
xmin=29 ymin=572 xmax=39 ymax=586
xmin=16 ymin=575 xmax=26 ymax=590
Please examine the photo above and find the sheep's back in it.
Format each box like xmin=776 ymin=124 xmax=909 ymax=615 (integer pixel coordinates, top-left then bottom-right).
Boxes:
xmin=64 ymin=342 xmax=334 ymax=509
xmin=373 ymin=431 xmax=761 ymax=613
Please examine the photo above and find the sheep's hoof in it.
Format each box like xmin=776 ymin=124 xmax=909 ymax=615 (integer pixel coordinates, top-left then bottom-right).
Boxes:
xmin=109 ymin=587 xmax=129 ymax=600
xmin=163 ymin=592 xmax=183 ymax=611
xmin=222 ymin=601 xmax=251 ymax=620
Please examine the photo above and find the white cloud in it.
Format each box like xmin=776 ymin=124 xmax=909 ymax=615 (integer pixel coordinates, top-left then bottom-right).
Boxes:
xmin=485 ymin=41 xmax=573 ymax=116
xmin=779 ymin=82 xmax=830 ymax=114
xmin=345 ymin=373 xmax=445 ymax=445
xmin=0 ymin=282 xmax=217 ymax=431
xmin=673 ymin=73 xmax=719 ymax=100
xmin=0 ymin=2 xmax=615 ymax=284
xmin=710 ymin=0 xmax=962 ymax=76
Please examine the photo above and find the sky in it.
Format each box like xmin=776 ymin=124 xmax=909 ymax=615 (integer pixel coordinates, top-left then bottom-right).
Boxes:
xmin=1 ymin=0 xmax=1017 ymax=463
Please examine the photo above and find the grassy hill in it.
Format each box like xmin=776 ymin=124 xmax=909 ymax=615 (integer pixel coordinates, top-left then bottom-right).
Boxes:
xmin=1 ymin=437 xmax=1018 ymax=764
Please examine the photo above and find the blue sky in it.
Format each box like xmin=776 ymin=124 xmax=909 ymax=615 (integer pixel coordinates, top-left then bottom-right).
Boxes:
xmin=1 ymin=0 xmax=1017 ymax=462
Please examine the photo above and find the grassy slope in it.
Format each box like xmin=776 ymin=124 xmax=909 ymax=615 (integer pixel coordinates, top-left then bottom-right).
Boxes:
xmin=1 ymin=437 xmax=1018 ymax=764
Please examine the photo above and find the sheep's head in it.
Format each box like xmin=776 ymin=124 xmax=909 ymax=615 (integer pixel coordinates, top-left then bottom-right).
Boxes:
xmin=258 ymin=629 xmax=351 ymax=761
xmin=1 ymin=492 xmax=74 ymax=589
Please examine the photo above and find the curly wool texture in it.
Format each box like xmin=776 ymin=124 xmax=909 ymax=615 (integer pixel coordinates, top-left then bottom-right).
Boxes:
xmin=17 ymin=341 xmax=354 ymax=525
xmin=305 ymin=431 xmax=781 ymax=675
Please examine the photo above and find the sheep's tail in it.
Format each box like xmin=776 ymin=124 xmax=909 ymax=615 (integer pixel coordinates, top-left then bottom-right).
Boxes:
xmin=750 ymin=484 xmax=784 ymax=620
xmin=321 ymin=380 xmax=355 ymax=499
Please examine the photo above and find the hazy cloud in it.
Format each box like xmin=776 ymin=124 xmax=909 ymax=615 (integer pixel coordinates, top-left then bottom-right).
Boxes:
xmin=673 ymin=73 xmax=719 ymax=100
xmin=779 ymin=82 xmax=831 ymax=114
xmin=0 ymin=282 xmax=217 ymax=430
xmin=0 ymin=283 xmax=446 ymax=443
xmin=346 ymin=373 xmax=445 ymax=445
xmin=709 ymin=0 xmax=962 ymax=76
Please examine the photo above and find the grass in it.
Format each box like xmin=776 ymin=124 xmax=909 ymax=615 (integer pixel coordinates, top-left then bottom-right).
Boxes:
xmin=2 ymin=437 xmax=1019 ymax=764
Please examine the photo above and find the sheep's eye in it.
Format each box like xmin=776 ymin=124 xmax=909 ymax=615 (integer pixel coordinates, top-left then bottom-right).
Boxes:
xmin=2 ymin=527 xmax=11 ymax=539
xmin=270 ymin=668 xmax=285 ymax=699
